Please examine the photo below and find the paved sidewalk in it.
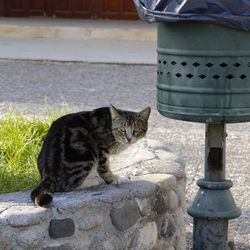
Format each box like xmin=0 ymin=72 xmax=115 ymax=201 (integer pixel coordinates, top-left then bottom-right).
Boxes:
xmin=0 ymin=18 xmax=156 ymax=64
xmin=0 ymin=38 xmax=156 ymax=64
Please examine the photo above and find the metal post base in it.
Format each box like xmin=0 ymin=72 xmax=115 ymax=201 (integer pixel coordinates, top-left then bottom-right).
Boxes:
xmin=193 ymin=219 xmax=228 ymax=249
xmin=188 ymin=179 xmax=241 ymax=249
xmin=188 ymin=123 xmax=241 ymax=250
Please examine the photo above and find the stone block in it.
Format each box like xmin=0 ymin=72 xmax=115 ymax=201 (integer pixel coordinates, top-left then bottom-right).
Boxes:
xmin=78 ymin=214 xmax=104 ymax=231
xmin=155 ymin=150 xmax=177 ymax=161
xmin=0 ymin=205 xmax=47 ymax=227
xmin=175 ymin=184 xmax=186 ymax=209
xmin=17 ymin=228 xmax=46 ymax=248
xmin=118 ymin=179 xmax=156 ymax=198
xmin=110 ymin=200 xmax=140 ymax=231
xmin=167 ymin=191 xmax=179 ymax=212
xmin=0 ymin=205 xmax=10 ymax=214
xmin=174 ymin=207 xmax=185 ymax=229
xmin=154 ymin=191 xmax=167 ymax=215
xmin=111 ymin=143 xmax=156 ymax=170
xmin=135 ymin=197 xmax=152 ymax=216
xmin=137 ymin=222 xmax=158 ymax=249
xmin=49 ymin=218 xmax=75 ymax=239
xmin=145 ymin=139 xmax=170 ymax=150
xmin=160 ymin=218 xmax=169 ymax=237
xmin=131 ymin=174 xmax=177 ymax=191
xmin=162 ymin=218 xmax=176 ymax=238
xmin=175 ymin=234 xmax=186 ymax=250
xmin=166 ymin=247 xmax=175 ymax=250
xmin=88 ymin=233 xmax=119 ymax=250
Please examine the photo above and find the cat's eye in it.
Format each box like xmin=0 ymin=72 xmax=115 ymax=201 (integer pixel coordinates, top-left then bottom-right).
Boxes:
xmin=134 ymin=128 xmax=141 ymax=133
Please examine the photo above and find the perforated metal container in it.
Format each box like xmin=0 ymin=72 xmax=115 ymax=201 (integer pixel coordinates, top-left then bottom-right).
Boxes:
xmin=157 ymin=23 xmax=250 ymax=123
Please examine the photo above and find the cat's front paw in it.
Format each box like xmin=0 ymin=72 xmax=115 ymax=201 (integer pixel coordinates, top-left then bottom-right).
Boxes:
xmin=111 ymin=175 xmax=130 ymax=185
xmin=110 ymin=174 xmax=121 ymax=185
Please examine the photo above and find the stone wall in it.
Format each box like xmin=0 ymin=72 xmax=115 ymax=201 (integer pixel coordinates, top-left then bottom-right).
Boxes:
xmin=0 ymin=139 xmax=186 ymax=250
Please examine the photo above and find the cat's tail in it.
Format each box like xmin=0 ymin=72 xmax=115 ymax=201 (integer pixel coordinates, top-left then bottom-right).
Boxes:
xmin=31 ymin=179 xmax=55 ymax=207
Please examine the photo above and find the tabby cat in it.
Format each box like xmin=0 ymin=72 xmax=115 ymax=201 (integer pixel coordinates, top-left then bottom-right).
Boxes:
xmin=31 ymin=106 xmax=151 ymax=207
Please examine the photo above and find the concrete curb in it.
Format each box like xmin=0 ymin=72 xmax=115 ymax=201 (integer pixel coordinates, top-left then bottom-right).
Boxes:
xmin=0 ymin=38 xmax=156 ymax=64
xmin=0 ymin=18 xmax=156 ymax=41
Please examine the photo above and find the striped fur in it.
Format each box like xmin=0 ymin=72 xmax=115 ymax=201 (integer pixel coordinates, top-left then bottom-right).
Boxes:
xmin=31 ymin=106 xmax=150 ymax=207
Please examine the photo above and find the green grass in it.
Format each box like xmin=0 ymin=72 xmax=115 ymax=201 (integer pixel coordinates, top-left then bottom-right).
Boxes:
xmin=0 ymin=112 xmax=57 ymax=194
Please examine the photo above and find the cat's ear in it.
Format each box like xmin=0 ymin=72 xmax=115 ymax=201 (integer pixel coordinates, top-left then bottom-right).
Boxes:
xmin=110 ymin=105 xmax=121 ymax=119
xmin=139 ymin=107 xmax=151 ymax=120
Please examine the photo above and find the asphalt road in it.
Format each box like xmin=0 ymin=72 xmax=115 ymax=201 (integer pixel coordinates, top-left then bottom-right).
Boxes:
xmin=0 ymin=60 xmax=249 ymax=249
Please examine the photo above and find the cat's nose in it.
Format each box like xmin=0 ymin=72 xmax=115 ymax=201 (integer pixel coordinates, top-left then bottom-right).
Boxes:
xmin=125 ymin=130 xmax=132 ymax=143
xmin=126 ymin=135 xmax=132 ymax=143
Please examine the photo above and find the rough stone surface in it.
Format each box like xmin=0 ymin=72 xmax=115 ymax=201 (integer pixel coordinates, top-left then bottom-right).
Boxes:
xmin=110 ymin=200 xmax=140 ymax=231
xmin=43 ymin=243 xmax=75 ymax=250
xmin=88 ymin=233 xmax=119 ymax=250
xmin=137 ymin=222 xmax=158 ymax=249
xmin=154 ymin=195 xmax=167 ymax=215
xmin=17 ymin=228 xmax=46 ymax=248
xmin=78 ymin=214 xmax=104 ymax=231
xmin=0 ymin=206 xmax=9 ymax=214
xmin=0 ymin=240 xmax=11 ymax=250
xmin=167 ymin=191 xmax=179 ymax=212
xmin=0 ymin=139 xmax=186 ymax=250
xmin=49 ymin=218 xmax=75 ymax=239
xmin=175 ymin=184 xmax=185 ymax=209
xmin=0 ymin=205 xmax=47 ymax=227
xmin=131 ymin=174 xmax=177 ymax=191
xmin=135 ymin=197 xmax=152 ymax=216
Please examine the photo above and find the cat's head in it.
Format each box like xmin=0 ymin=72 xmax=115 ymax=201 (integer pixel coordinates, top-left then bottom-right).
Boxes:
xmin=110 ymin=105 xmax=151 ymax=145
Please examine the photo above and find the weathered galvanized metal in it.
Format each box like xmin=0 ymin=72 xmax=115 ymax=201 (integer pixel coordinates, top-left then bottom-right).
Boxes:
xmin=188 ymin=123 xmax=241 ymax=249
xmin=157 ymin=23 xmax=250 ymax=123
xmin=156 ymin=23 xmax=244 ymax=249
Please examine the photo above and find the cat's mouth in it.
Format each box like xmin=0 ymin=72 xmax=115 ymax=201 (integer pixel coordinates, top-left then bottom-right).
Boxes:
xmin=119 ymin=139 xmax=132 ymax=145
xmin=126 ymin=138 xmax=137 ymax=145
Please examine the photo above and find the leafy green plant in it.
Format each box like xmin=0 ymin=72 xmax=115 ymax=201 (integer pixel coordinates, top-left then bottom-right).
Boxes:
xmin=0 ymin=112 xmax=58 ymax=194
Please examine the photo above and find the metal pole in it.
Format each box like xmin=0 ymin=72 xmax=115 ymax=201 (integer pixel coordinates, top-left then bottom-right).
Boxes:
xmin=188 ymin=123 xmax=241 ymax=250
